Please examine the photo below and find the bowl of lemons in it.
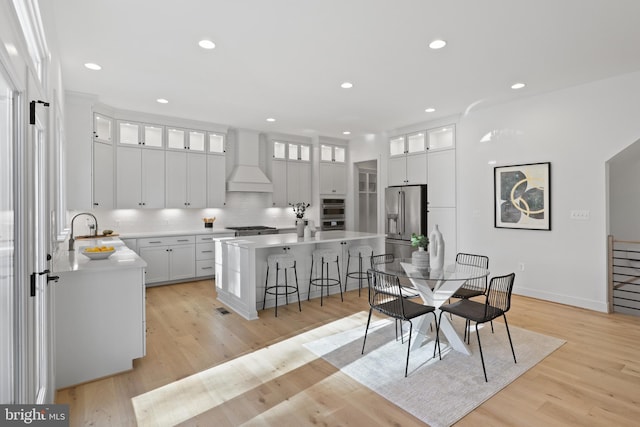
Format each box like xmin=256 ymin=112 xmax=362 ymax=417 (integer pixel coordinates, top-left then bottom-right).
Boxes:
xmin=82 ymin=245 xmax=116 ymax=260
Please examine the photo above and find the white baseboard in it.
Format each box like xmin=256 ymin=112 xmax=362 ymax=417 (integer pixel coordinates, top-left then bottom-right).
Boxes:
xmin=515 ymin=287 xmax=608 ymax=313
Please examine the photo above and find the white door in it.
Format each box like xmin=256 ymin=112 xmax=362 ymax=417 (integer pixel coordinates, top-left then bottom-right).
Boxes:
xmin=405 ymin=152 xmax=428 ymax=185
xmin=388 ymin=156 xmax=406 ymax=186
xmin=139 ymin=246 xmax=170 ymax=284
xmin=170 ymin=245 xmax=196 ymax=280
xmin=187 ymin=153 xmax=207 ymax=208
xmin=207 ymin=154 xmax=226 ymax=207
xmin=24 ymin=85 xmax=53 ymax=403
xmin=165 ymin=151 xmax=187 ymax=208
xmin=92 ymin=141 xmax=114 ymax=208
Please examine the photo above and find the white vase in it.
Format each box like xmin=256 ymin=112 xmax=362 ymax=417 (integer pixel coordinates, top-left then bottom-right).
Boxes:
xmin=296 ymin=219 xmax=305 ymax=237
xmin=429 ymin=224 xmax=445 ymax=270
xmin=412 ymin=246 xmax=430 ymax=268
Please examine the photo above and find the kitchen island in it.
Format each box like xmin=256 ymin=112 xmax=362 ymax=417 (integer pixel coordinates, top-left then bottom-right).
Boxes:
xmin=216 ymin=231 xmax=385 ymax=319
xmin=52 ymin=237 xmax=147 ymax=389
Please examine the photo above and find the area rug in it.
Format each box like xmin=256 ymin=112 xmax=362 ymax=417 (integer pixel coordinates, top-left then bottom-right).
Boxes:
xmin=304 ymin=315 xmax=565 ymax=427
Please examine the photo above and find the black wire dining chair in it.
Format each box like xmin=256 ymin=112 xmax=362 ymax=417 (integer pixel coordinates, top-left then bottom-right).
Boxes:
xmin=362 ymin=269 xmax=441 ymax=377
xmin=452 ymin=253 xmax=489 ymax=300
xmin=437 ymin=272 xmax=517 ymax=382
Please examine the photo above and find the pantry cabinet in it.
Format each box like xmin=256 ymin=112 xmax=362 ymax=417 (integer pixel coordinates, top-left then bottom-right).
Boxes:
xmin=92 ymin=141 xmax=114 ymax=209
xmin=319 ymin=143 xmax=346 ymax=195
xmin=388 ymin=132 xmax=428 ymax=186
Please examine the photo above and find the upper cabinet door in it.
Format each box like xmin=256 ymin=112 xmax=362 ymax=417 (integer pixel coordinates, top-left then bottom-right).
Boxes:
xmin=334 ymin=146 xmax=345 ymax=163
xmin=144 ymin=124 xmax=164 ymax=148
xmin=299 ymin=144 xmax=310 ymax=161
xmin=427 ymin=126 xmax=455 ymax=150
xmin=406 ymin=132 xmax=426 ymax=153
xmin=93 ymin=113 xmax=113 ymax=144
xmin=389 ymin=136 xmax=405 ymax=157
xmin=118 ymin=121 xmax=140 ymax=145
xmin=188 ymin=131 xmax=206 ymax=152
xmin=320 ymin=144 xmax=333 ymax=162
xmin=167 ymin=128 xmax=186 ymax=150
xmin=273 ymin=141 xmax=286 ymax=159
xmin=208 ymin=133 xmax=225 ymax=154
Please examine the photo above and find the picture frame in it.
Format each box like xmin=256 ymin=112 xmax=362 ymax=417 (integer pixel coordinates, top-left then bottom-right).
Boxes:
xmin=494 ymin=162 xmax=551 ymax=230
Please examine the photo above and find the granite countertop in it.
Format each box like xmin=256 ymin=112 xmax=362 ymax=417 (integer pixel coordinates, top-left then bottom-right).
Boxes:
xmin=53 ymin=237 xmax=147 ymax=273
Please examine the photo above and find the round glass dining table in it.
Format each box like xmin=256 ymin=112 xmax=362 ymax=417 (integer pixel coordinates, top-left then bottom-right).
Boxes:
xmin=371 ymin=259 xmax=490 ymax=355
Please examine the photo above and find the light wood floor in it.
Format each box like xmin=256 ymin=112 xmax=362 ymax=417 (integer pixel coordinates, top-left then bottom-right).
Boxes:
xmin=55 ymin=279 xmax=640 ymax=426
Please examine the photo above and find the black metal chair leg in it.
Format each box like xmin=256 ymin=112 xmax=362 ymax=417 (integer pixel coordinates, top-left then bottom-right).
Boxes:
xmin=345 ymin=255 xmax=351 ymax=293
xmin=336 ymin=257 xmax=343 ymax=301
xmin=503 ymin=314 xmax=517 ymax=363
xmin=361 ymin=308 xmax=373 ymax=354
xmin=274 ymin=265 xmax=279 ymax=317
xmin=307 ymin=257 xmax=314 ymax=301
xmin=294 ymin=263 xmax=301 ymax=312
xmin=405 ymin=321 xmax=413 ymax=377
xmin=263 ymin=266 xmax=269 ymax=310
xmin=475 ymin=323 xmax=488 ymax=382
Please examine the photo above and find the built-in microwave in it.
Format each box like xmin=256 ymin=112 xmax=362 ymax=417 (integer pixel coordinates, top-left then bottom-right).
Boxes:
xmin=321 ymin=198 xmax=345 ymax=230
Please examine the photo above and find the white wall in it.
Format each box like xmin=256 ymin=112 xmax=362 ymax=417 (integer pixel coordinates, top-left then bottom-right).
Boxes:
xmin=456 ymin=71 xmax=640 ymax=312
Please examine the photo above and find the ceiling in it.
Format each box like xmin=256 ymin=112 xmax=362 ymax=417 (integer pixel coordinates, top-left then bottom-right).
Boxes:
xmin=40 ymin=0 xmax=640 ymax=139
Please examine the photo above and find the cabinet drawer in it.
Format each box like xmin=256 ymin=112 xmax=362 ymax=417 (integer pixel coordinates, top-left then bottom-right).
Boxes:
xmin=197 ymin=235 xmax=216 ymax=243
xmin=196 ymin=260 xmax=215 ymax=277
xmin=138 ymin=235 xmax=195 ymax=247
xmin=196 ymin=243 xmax=215 ymax=260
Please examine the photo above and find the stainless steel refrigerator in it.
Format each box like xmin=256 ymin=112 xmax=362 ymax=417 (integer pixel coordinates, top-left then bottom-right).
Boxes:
xmin=385 ymin=184 xmax=428 ymax=259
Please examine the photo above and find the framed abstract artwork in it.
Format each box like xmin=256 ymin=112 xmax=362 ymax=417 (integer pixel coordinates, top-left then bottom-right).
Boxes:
xmin=494 ymin=162 xmax=551 ymax=230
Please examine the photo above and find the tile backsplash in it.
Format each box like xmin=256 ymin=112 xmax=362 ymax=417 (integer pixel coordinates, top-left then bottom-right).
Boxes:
xmin=68 ymin=193 xmax=316 ymax=235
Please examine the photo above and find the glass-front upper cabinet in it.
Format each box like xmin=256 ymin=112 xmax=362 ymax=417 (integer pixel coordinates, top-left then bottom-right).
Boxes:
xmin=273 ymin=141 xmax=286 ymax=159
xmin=144 ymin=124 xmax=163 ymax=148
xmin=118 ymin=121 xmax=140 ymax=145
xmin=93 ymin=113 xmax=113 ymax=143
xmin=118 ymin=121 xmax=164 ymax=147
xmin=389 ymin=136 xmax=405 ymax=156
xmin=288 ymin=143 xmax=311 ymax=161
xmin=389 ymin=132 xmax=427 ymax=156
xmin=427 ymin=125 xmax=455 ymax=150
xmin=167 ymin=128 xmax=186 ymax=150
xmin=320 ymin=144 xmax=345 ymax=162
xmin=208 ymin=133 xmax=225 ymax=154
xmin=188 ymin=131 xmax=206 ymax=151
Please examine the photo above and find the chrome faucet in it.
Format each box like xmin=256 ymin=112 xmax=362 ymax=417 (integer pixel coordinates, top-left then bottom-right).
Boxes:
xmin=68 ymin=213 xmax=99 ymax=251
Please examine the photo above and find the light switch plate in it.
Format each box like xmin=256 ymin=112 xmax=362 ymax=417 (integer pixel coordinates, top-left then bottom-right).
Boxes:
xmin=570 ymin=210 xmax=590 ymax=220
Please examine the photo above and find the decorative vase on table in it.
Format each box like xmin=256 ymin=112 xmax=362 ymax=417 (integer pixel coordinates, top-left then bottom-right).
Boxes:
xmin=296 ymin=219 xmax=305 ymax=237
xmin=412 ymin=246 xmax=430 ymax=268
xmin=429 ymin=224 xmax=445 ymax=270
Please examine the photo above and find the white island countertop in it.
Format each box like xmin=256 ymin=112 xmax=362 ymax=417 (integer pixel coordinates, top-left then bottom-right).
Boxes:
xmin=53 ymin=237 xmax=147 ymax=273
xmin=224 ymin=230 xmax=386 ymax=249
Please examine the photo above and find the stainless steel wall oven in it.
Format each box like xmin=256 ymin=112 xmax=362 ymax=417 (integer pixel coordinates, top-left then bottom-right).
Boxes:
xmin=320 ymin=198 xmax=345 ymax=230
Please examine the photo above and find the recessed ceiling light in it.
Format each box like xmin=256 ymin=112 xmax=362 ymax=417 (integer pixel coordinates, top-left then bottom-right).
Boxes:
xmin=198 ymin=39 xmax=216 ymax=49
xmin=341 ymin=82 xmax=353 ymax=89
xmin=511 ymin=82 xmax=526 ymax=89
xmin=84 ymin=63 xmax=102 ymax=71
xmin=156 ymin=98 xmax=169 ymax=104
xmin=266 ymin=118 xmax=276 ymax=122
xmin=425 ymin=108 xmax=436 ymax=113
xmin=429 ymin=39 xmax=447 ymax=49
xmin=343 ymin=131 xmax=351 ymax=135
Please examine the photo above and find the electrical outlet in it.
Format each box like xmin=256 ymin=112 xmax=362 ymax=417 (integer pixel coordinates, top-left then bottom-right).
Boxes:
xmin=570 ymin=210 xmax=590 ymax=220
xmin=518 ymin=262 xmax=525 ymax=271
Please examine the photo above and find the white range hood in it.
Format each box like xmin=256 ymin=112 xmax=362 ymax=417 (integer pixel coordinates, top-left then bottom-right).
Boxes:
xmin=226 ymin=129 xmax=273 ymax=192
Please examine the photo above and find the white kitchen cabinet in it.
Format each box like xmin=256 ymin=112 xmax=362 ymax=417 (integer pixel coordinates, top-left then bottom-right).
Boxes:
xmin=388 ymin=132 xmax=428 ymax=185
xmin=92 ymin=140 xmax=114 ymax=208
xmin=167 ymin=127 xmax=206 ymax=152
xmin=116 ymin=146 xmax=165 ymax=208
xmin=138 ymin=236 xmax=196 ymax=285
xmin=320 ymin=144 xmax=345 ymax=163
xmin=165 ymin=151 xmax=207 ymax=208
xmin=319 ymin=162 xmax=346 ymax=195
xmin=427 ymin=125 xmax=455 ymax=151
xmin=428 ymin=149 xmax=456 ymax=207
xmin=207 ymin=154 xmax=226 ymax=207
xmin=271 ymin=142 xmax=312 ymax=206
xmin=117 ymin=121 xmax=164 ymax=148
xmin=208 ymin=133 xmax=225 ymax=154
xmin=196 ymin=237 xmax=216 ymax=277
xmin=93 ymin=113 xmax=113 ymax=144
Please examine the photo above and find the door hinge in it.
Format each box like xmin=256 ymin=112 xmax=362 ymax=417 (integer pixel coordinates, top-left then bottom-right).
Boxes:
xmin=29 ymin=100 xmax=50 ymax=125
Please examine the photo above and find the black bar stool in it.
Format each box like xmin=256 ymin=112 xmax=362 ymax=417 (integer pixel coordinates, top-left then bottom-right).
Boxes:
xmin=263 ymin=253 xmax=301 ymax=317
xmin=345 ymin=245 xmax=373 ymax=296
xmin=308 ymin=248 xmax=342 ymax=306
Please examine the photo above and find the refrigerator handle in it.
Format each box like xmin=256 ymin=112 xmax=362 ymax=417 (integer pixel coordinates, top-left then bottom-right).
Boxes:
xmin=399 ymin=190 xmax=405 ymax=235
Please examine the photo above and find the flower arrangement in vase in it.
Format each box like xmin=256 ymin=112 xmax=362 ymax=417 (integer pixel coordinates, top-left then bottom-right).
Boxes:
xmin=290 ymin=202 xmax=310 ymax=237
xmin=411 ymin=233 xmax=430 ymax=267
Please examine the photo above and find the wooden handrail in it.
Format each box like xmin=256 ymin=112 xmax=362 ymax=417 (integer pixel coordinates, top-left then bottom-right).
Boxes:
xmin=612 ymin=239 xmax=640 ymax=244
